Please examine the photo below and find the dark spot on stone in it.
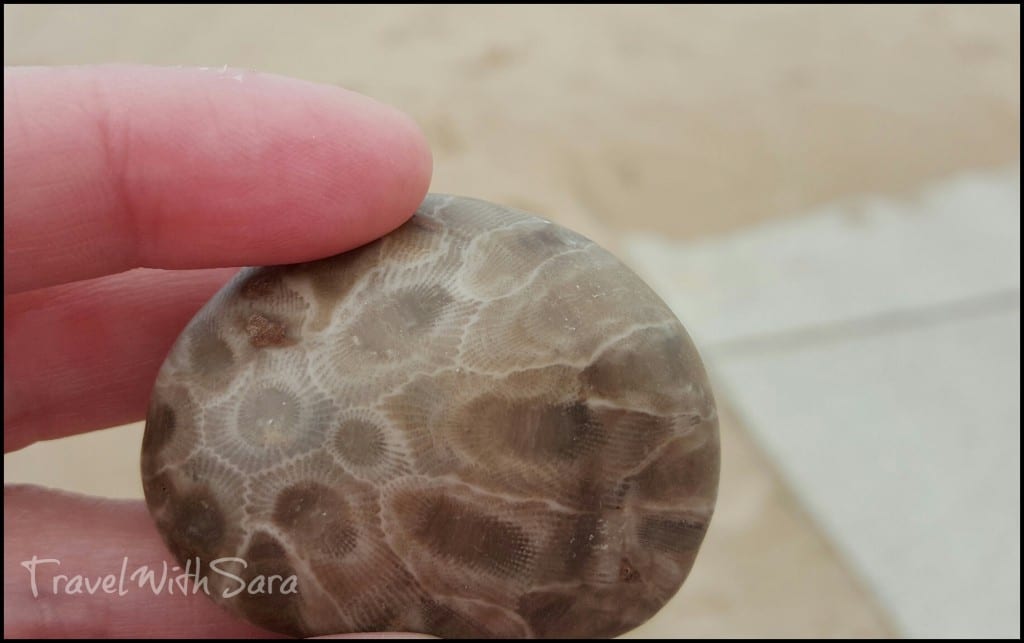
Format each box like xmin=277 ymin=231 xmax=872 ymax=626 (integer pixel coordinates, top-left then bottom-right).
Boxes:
xmin=497 ymin=398 xmax=605 ymax=462
xmin=235 ymin=531 xmax=305 ymax=637
xmin=545 ymin=401 xmax=603 ymax=459
xmin=518 ymin=591 xmax=576 ymax=637
xmin=246 ymin=531 xmax=288 ymax=561
xmin=392 ymin=285 xmax=453 ymax=332
xmin=246 ymin=313 xmax=289 ymax=347
xmin=349 ymin=601 xmax=398 ymax=634
xmin=142 ymin=471 xmax=175 ymax=512
xmin=273 ymin=482 xmax=357 ymax=558
xmin=166 ymin=488 xmax=226 ymax=564
xmin=239 ymin=273 xmax=279 ymax=299
xmin=638 ymin=515 xmax=707 ymax=554
xmin=421 ymin=599 xmax=487 ymax=638
xmin=273 ymin=482 xmax=326 ymax=529
xmin=304 ymin=243 xmax=381 ymax=309
xmin=619 ymin=558 xmax=640 ymax=583
xmin=514 ymin=224 xmax=567 ymax=252
xmin=412 ymin=493 xmax=533 ymax=578
xmin=142 ymin=402 xmax=175 ymax=454
xmin=189 ymin=323 xmax=234 ymax=377
xmin=334 ymin=419 xmax=387 ymax=467
xmin=569 ymin=471 xmax=604 ymax=512
xmin=630 ymin=436 xmax=720 ymax=503
xmin=581 ymin=326 xmax=702 ymax=406
xmin=315 ymin=525 xmax=359 ymax=558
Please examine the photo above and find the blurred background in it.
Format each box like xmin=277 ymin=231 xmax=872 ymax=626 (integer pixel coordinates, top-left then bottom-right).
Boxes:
xmin=4 ymin=4 xmax=1020 ymax=638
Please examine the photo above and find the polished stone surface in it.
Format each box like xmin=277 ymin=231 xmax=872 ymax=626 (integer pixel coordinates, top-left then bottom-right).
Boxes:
xmin=141 ymin=195 xmax=719 ymax=638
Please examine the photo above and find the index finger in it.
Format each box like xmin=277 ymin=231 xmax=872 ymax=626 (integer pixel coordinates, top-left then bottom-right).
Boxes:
xmin=3 ymin=65 xmax=433 ymax=294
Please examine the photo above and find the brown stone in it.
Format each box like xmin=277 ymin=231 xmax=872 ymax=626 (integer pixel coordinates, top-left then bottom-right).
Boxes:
xmin=141 ymin=194 xmax=719 ymax=638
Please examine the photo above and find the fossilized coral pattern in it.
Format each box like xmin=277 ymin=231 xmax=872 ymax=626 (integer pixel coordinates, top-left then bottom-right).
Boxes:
xmin=142 ymin=195 xmax=719 ymax=638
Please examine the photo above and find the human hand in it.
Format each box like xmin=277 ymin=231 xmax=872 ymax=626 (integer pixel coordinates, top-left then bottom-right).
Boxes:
xmin=4 ymin=64 xmax=432 ymax=638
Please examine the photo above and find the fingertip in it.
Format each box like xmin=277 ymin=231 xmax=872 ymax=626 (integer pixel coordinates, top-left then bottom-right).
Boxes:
xmin=4 ymin=64 xmax=436 ymax=292
xmin=331 ymin=92 xmax=435 ymax=246
xmin=242 ymin=69 xmax=435 ymax=249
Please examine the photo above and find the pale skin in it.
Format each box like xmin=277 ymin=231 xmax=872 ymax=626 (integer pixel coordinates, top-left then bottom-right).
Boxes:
xmin=4 ymin=65 xmax=434 ymax=638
